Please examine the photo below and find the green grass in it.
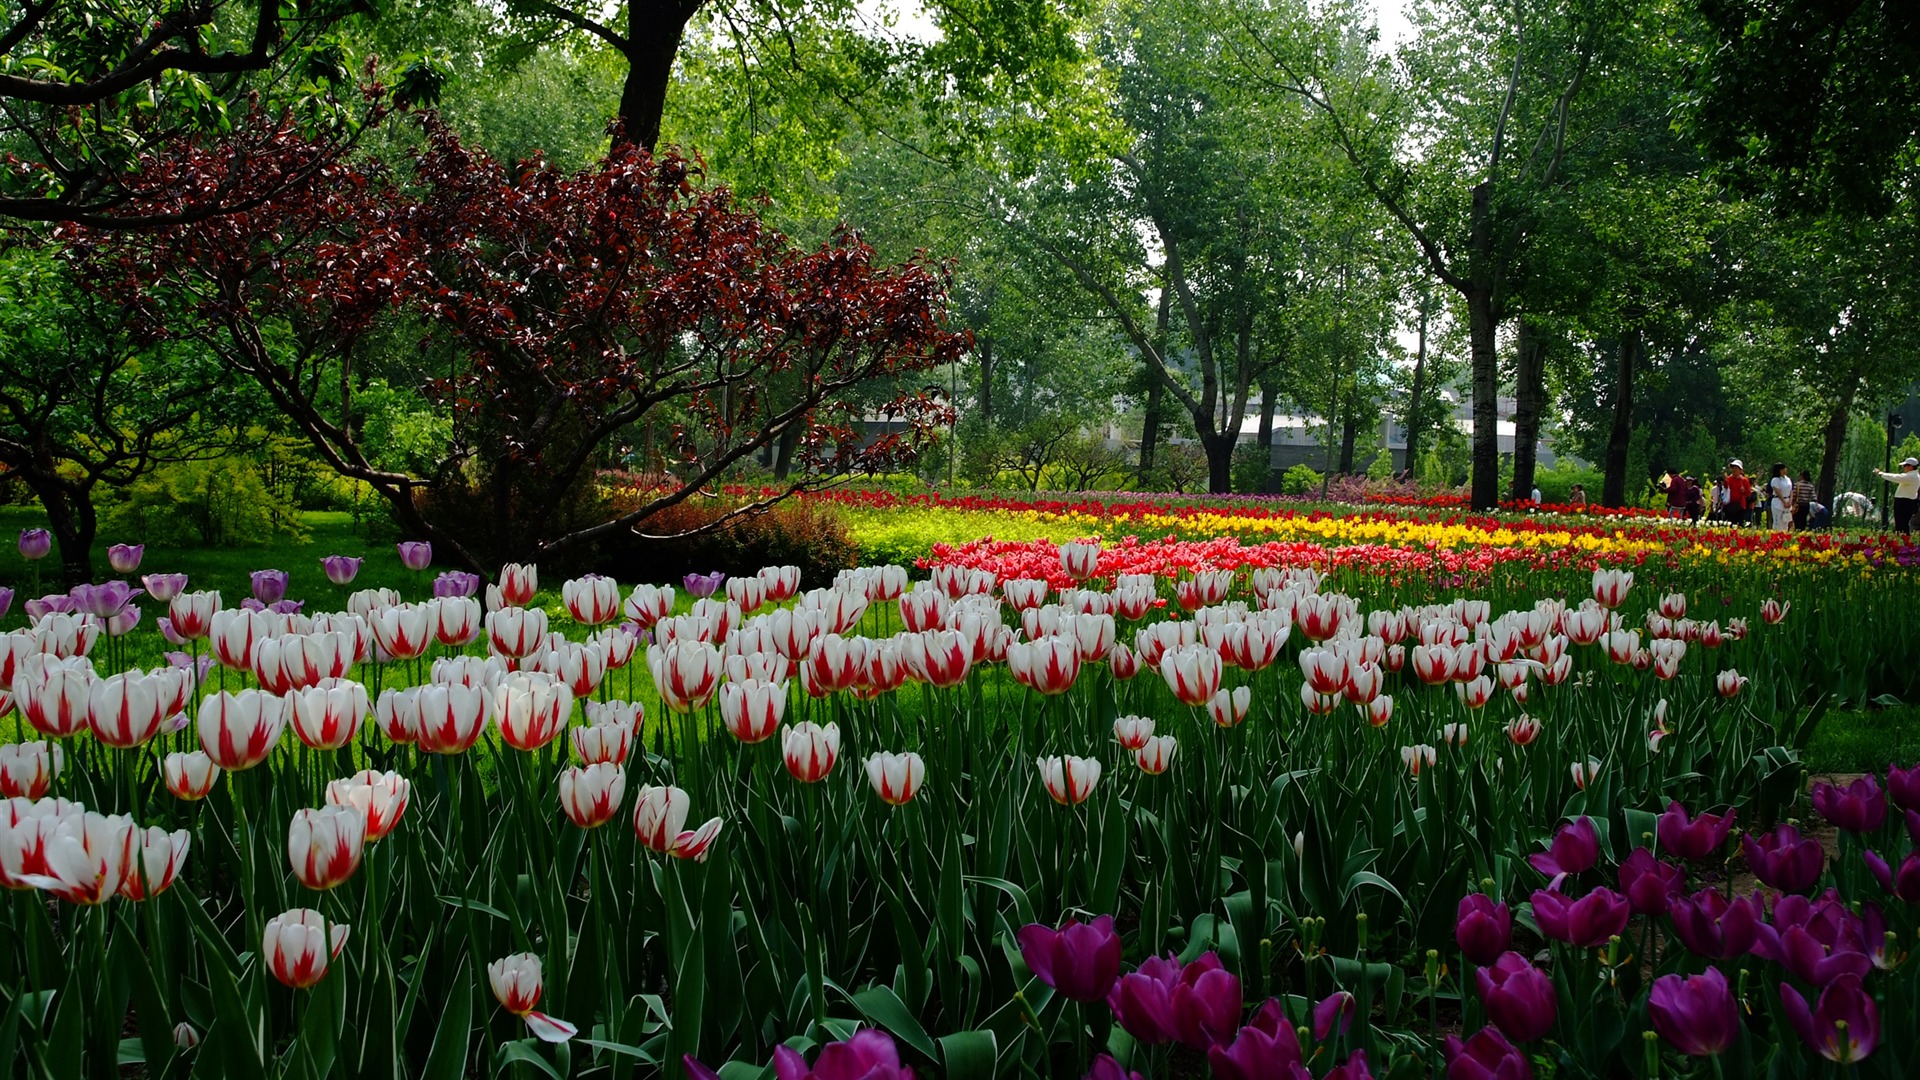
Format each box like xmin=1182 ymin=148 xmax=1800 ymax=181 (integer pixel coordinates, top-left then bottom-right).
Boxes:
xmin=1804 ymin=706 xmax=1920 ymax=775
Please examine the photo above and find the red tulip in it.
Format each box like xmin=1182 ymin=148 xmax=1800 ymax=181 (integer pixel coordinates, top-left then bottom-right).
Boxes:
xmin=560 ymin=764 xmax=626 ymax=828
xmin=782 ymin=722 xmax=840 ymax=782
xmin=264 ymin=909 xmax=349 ymax=989
xmin=865 ymin=751 xmax=926 ymax=806
xmin=288 ymin=807 xmax=364 ymax=890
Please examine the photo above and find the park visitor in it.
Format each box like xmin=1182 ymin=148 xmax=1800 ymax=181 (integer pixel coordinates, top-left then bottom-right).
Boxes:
xmin=1875 ymin=456 xmax=1920 ymax=535
xmin=1724 ymin=461 xmax=1754 ymax=527
xmin=1791 ymin=469 xmax=1817 ymax=530
xmin=1767 ymin=462 xmax=1794 ymax=531
xmin=1569 ymin=484 xmax=1587 ymax=506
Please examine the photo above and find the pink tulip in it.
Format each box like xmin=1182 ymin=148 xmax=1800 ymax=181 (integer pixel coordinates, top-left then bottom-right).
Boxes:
xmin=396 ymin=541 xmax=433 ymax=572
xmin=264 ymin=909 xmax=349 ymax=989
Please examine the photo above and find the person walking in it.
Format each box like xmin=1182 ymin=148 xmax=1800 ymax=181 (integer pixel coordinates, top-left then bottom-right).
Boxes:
xmin=1685 ymin=473 xmax=1705 ymax=522
xmin=1710 ymin=475 xmax=1730 ymax=522
xmin=1791 ymin=469 xmax=1818 ymax=530
xmin=1725 ymin=461 xmax=1754 ymax=527
xmin=1767 ymin=462 xmax=1794 ymax=531
xmin=1875 ymin=456 xmax=1920 ymax=535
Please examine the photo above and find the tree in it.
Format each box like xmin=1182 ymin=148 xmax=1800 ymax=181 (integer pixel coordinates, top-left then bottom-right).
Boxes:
xmin=0 ymin=244 xmax=250 ymax=584
xmin=1690 ymin=0 xmax=1920 ymax=214
xmin=1229 ymin=0 xmax=1620 ymax=509
xmin=70 ymin=113 xmax=965 ymax=571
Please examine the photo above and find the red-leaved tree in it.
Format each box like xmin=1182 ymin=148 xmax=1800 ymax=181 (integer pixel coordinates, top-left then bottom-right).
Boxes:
xmin=66 ymin=113 xmax=965 ymax=571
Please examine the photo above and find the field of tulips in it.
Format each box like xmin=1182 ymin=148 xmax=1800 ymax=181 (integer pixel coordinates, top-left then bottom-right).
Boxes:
xmin=5 ymin=521 xmax=1920 ymax=1080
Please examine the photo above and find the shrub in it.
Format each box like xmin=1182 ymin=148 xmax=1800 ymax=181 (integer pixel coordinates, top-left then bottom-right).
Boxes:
xmin=1231 ymin=444 xmax=1273 ymax=493
xmin=590 ymin=494 xmax=859 ymax=585
xmin=1281 ymin=464 xmax=1323 ymax=495
xmin=101 ymin=457 xmax=308 ymax=547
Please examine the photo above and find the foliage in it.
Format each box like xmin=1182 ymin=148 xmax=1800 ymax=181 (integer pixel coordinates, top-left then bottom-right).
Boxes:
xmin=101 ymin=457 xmax=309 ymax=548
xmin=1279 ymin=463 xmax=1323 ymax=496
xmin=592 ymin=488 xmax=859 ymax=582
xmin=1231 ymin=443 xmax=1273 ymax=494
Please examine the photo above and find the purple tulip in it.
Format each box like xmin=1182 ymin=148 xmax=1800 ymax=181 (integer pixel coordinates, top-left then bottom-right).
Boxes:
xmin=1530 ymin=887 xmax=1630 ymax=948
xmin=1887 ymin=763 xmax=1920 ymax=813
xmin=1741 ymin=825 xmax=1825 ymax=892
xmin=1015 ymin=915 xmax=1121 ymax=1004
xmin=1313 ymin=990 xmax=1355 ymax=1041
xmin=1169 ymin=951 xmax=1243 ymax=1050
xmin=268 ymin=599 xmax=305 ymax=615
xmin=1107 ymin=953 xmax=1182 ymax=1043
xmin=1648 ymin=968 xmax=1738 ymax=1056
xmin=1780 ymin=974 xmax=1879 ymax=1063
xmin=1656 ymin=801 xmax=1734 ymax=860
xmin=1755 ymin=892 xmax=1872 ymax=985
xmin=1475 ymin=953 xmax=1557 ymax=1042
xmin=1859 ymin=902 xmax=1897 ymax=970
xmin=397 ymin=541 xmax=433 ymax=571
xmin=70 ymin=580 xmax=140 ymax=619
xmin=1444 ymin=1026 xmax=1533 ymax=1080
xmin=1617 ymin=848 xmax=1684 ymax=916
xmin=1455 ymin=894 xmax=1512 ymax=965
xmin=1082 ymin=1055 xmax=1145 ymax=1080
xmin=249 ymin=569 xmax=288 ymax=604
xmin=164 ymin=651 xmax=216 ymax=681
xmin=1527 ymin=817 xmax=1599 ymax=881
xmin=433 ymin=570 xmax=482 ymax=598
xmin=1206 ymin=999 xmax=1303 ymax=1080
xmin=772 ymin=1029 xmax=914 ymax=1080
xmin=18 ymin=528 xmax=50 ymax=560
xmin=141 ymin=573 xmax=188 ymax=603
xmin=683 ymin=571 xmax=726 ymax=598
xmin=0 ymin=586 xmax=12 ymax=620
xmin=1669 ymin=888 xmax=1763 ymax=959
xmin=24 ymin=593 xmax=72 ymax=620
xmin=1907 ymin=809 xmax=1920 ymax=848
xmin=1319 ymin=1050 xmax=1373 ymax=1080
xmin=107 ymin=604 xmax=142 ymax=637
xmin=106 ymin=543 xmax=144 ymax=574
xmin=1812 ymin=776 xmax=1888 ymax=833
xmin=683 ymin=1056 xmax=719 ymax=1080
xmin=321 ymin=555 xmax=362 ymax=586
xmin=1863 ymin=849 xmax=1920 ymax=902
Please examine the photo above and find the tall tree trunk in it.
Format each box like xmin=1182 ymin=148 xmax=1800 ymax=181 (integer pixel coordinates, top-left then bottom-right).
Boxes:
xmin=1510 ymin=318 xmax=1546 ymax=500
xmin=1404 ymin=300 xmax=1430 ymax=475
xmin=1467 ymin=182 xmax=1502 ymax=510
xmin=1816 ymin=378 xmax=1856 ymax=508
xmin=30 ymin=477 xmax=97 ymax=587
xmin=617 ymin=1 xmax=702 ymax=150
xmin=1338 ymin=392 xmax=1358 ymax=474
xmin=1602 ymin=332 xmax=1640 ymax=507
xmin=772 ymin=424 xmax=800 ymax=480
xmin=1257 ymin=382 xmax=1277 ymax=450
xmin=1204 ymin=433 xmax=1234 ymax=494
xmin=1138 ymin=286 xmax=1173 ymax=479
xmin=977 ymin=335 xmax=995 ymax=425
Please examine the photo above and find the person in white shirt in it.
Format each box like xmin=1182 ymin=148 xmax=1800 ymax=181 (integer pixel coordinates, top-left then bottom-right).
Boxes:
xmin=1767 ymin=462 xmax=1794 ymax=531
xmin=1875 ymin=456 xmax=1920 ymax=534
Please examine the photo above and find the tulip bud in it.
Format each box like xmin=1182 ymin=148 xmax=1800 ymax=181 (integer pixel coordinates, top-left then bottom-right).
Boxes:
xmin=559 ymin=764 xmax=626 ymax=828
xmin=865 ymin=752 xmax=926 ymax=806
xmin=263 ymin=909 xmax=349 ymax=989
xmin=163 ymin=750 xmax=221 ymax=800
xmin=1112 ymin=715 xmax=1155 ymax=751
xmin=1037 ymin=755 xmax=1101 ymax=805
xmin=1134 ymin=735 xmax=1177 ymax=775
xmin=287 ymin=807 xmax=365 ymax=890
xmin=488 ymin=952 xmax=578 ymax=1042
xmin=782 ymin=721 xmax=841 ymax=782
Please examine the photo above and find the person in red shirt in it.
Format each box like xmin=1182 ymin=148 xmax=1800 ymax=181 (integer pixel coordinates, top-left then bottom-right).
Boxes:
xmin=1724 ymin=460 xmax=1754 ymax=527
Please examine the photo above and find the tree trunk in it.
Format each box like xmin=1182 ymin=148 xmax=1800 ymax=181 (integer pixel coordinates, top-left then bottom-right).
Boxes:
xmin=31 ymin=478 xmax=97 ymax=587
xmin=773 ymin=424 xmax=800 ymax=480
xmin=1138 ymin=286 xmax=1173 ymax=478
xmin=1602 ymin=332 xmax=1639 ymax=508
xmin=617 ymin=1 xmax=700 ymax=150
xmin=1404 ymin=301 xmax=1430 ymax=474
xmin=1510 ymin=318 xmax=1546 ymax=500
xmin=1467 ymin=182 xmax=1502 ymax=510
xmin=1204 ymin=433 xmax=1234 ymax=494
xmin=1257 ymin=383 xmax=1277 ymax=450
xmin=977 ymin=335 xmax=994 ymax=426
xmin=1816 ymin=379 xmax=1855 ymax=509
xmin=1338 ymin=392 xmax=1358 ymax=474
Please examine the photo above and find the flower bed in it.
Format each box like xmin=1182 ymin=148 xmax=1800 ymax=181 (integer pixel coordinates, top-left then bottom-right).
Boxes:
xmin=1 ymin=531 xmax=1918 ymax=1079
